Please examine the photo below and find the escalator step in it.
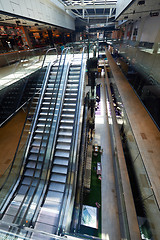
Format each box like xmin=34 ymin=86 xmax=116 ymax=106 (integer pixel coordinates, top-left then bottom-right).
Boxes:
xmin=57 ymin=137 xmax=72 ymax=143
xmin=28 ymin=154 xmax=38 ymax=161
xmin=68 ymin=76 xmax=79 ymax=80
xmin=66 ymin=89 xmax=78 ymax=94
xmin=46 ymin=191 xmax=63 ymax=203
xmin=67 ymin=84 xmax=78 ymax=88
xmin=26 ymin=161 xmax=42 ymax=169
xmin=54 ymin=157 xmax=69 ymax=166
xmin=63 ymin=103 xmax=76 ymax=108
xmin=56 ymin=143 xmax=71 ymax=150
xmin=43 ymin=200 xmax=61 ymax=212
xmin=22 ymin=177 xmax=32 ymax=185
xmin=30 ymin=146 xmax=45 ymax=154
xmin=59 ymin=125 xmax=73 ymax=130
xmin=69 ymin=71 xmax=80 ymax=75
xmin=55 ymin=150 xmax=70 ymax=158
xmin=33 ymin=134 xmax=48 ymax=140
xmin=58 ymin=131 xmax=72 ymax=136
xmin=50 ymin=173 xmax=67 ymax=183
xmin=52 ymin=165 xmax=68 ymax=174
xmin=38 ymin=117 xmax=52 ymax=121
xmin=49 ymin=182 xmax=65 ymax=192
xmin=17 ymin=184 xmax=29 ymax=195
xmin=24 ymin=169 xmax=34 ymax=177
xmin=65 ymin=93 xmax=77 ymax=98
xmin=32 ymin=139 xmax=47 ymax=147
xmin=37 ymin=122 xmax=51 ymax=128
xmin=64 ymin=99 xmax=77 ymax=104
xmin=68 ymin=80 xmax=79 ymax=84
xmin=62 ymin=109 xmax=76 ymax=114
xmin=35 ymin=128 xmax=50 ymax=134
xmin=60 ymin=119 xmax=74 ymax=124
xmin=24 ymin=169 xmax=41 ymax=178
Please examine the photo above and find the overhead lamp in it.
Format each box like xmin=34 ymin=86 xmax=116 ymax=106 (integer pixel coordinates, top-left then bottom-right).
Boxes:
xmin=150 ymin=11 xmax=159 ymax=17
xmin=138 ymin=0 xmax=145 ymax=5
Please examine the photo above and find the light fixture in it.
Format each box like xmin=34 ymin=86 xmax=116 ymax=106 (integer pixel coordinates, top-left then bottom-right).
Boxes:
xmin=124 ymin=16 xmax=128 ymax=19
xmin=138 ymin=0 xmax=145 ymax=5
xmin=150 ymin=12 xmax=159 ymax=17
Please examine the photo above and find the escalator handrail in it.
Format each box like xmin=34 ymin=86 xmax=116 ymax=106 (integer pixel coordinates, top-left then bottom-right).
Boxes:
xmin=41 ymin=47 xmax=58 ymax=68
xmin=0 ymin=62 xmax=52 ymax=193
xmin=0 ymin=47 xmax=54 ymax=128
xmin=57 ymin=46 xmax=86 ymax=233
xmin=0 ymin=48 xmax=66 ymax=193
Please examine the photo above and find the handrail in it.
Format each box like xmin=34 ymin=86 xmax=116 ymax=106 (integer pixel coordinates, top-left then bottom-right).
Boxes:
xmin=0 ymin=47 xmax=58 ymax=127
xmin=68 ymin=46 xmax=75 ymax=58
xmin=0 ymin=62 xmax=51 ymax=194
xmin=41 ymin=47 xmax=58 ymax=68
xmin=0 ymin=49 xmax=64 ymax=210
xmin=57 ymin=46 xmax=86 ymax=233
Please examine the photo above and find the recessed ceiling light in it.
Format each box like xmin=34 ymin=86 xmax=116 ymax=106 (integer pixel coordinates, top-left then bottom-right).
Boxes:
xmin=138 ymin=0 xmax=145 ymax=5
xmin=150 ymin=12 xmax=159 ymax=17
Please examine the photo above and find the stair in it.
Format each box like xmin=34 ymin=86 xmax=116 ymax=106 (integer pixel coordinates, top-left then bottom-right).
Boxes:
xmin=34 ymin=64 xmax=81 ymax=234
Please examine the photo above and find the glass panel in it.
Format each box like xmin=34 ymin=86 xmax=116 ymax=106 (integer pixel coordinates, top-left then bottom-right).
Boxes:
xmin=111 ymin=75 xmax=160 ymax=239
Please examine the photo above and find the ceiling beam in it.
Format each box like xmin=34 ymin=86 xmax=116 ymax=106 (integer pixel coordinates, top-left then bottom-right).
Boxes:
xmin=83 ymin=14 xmax=115 ymax=19
xmin=66 ymin=4 xmax=116 ymax=10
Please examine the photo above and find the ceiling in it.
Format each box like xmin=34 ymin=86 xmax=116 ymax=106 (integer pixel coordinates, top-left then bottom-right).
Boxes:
xmin=116 ymin=0 xmax=160 ymax=22
xmin=0 ymin=12 xmax=70 ymax=33
xmin=60 ymin=0 xmax=117 ymax=25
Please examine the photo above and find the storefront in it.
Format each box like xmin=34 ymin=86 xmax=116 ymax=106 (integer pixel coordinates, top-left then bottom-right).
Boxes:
xmin=0 ymin=25 xmax=30 ymax=53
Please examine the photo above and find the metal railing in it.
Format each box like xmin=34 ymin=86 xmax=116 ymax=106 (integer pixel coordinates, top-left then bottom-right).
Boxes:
xmin=0 ymin=47 xmax=58 ymax=127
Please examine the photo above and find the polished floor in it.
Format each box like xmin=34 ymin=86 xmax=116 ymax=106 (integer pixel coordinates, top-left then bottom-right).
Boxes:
xmin=94 ymin=74 xmax=121 ymax=239
xmin=0 ymin=109 xmax=26 ymax=176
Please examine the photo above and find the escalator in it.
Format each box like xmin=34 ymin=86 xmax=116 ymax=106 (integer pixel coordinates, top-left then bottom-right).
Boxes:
xmin=33 ymin=63 xmax=82 ymax=236
xmin=0 ymin=48 xmax=86 ymax=239
xmin=0 ymin=49 xmax=69 ymax=237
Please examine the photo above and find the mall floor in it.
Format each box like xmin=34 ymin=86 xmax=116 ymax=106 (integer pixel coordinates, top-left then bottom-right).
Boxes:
xmin=94 ymin=73 xmax=121 ymax=239
xmin=0 ymin=109 xmax=26 ymax=176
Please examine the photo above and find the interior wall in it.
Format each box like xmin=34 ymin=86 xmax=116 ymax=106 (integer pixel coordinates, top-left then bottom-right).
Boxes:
xmin=116 ymin=0 xmax=133 ymax=19
xmin=140 ymin=15 xmax=160 ymax=43
xmin=0 ymin=0 xmax=75 ymax=30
